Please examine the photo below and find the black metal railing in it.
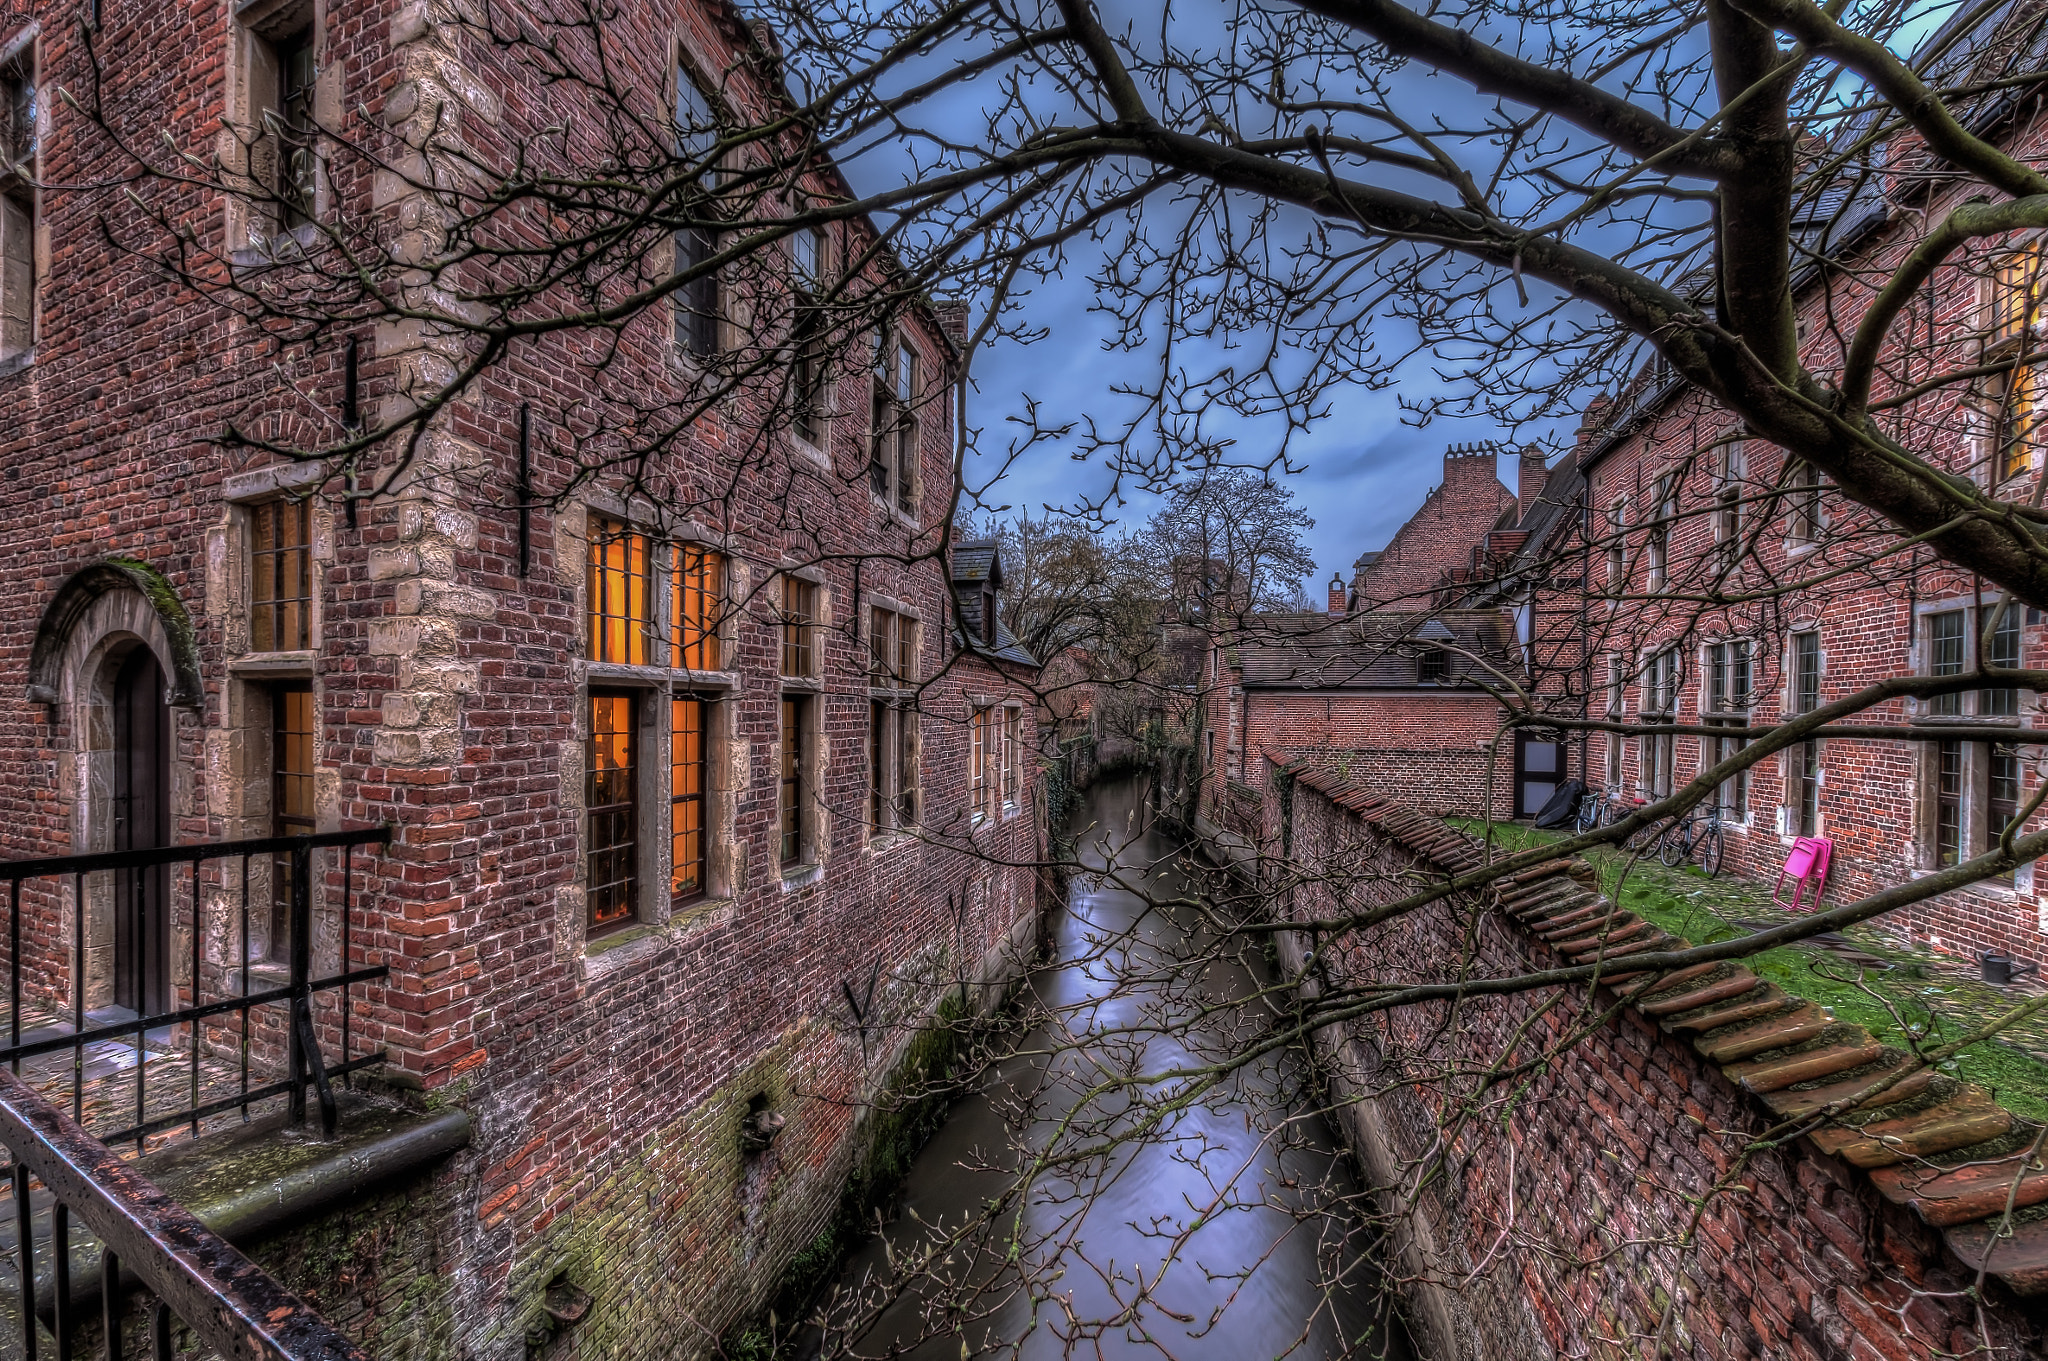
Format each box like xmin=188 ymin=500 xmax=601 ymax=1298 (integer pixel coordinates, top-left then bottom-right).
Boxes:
xmin=0 ymin=828 xmax=393 ymax=1358
xmin=0 ymin=1061 xmax=370 ymax=1359
xmin=0 ymin=828 xmax=392 ymax=1147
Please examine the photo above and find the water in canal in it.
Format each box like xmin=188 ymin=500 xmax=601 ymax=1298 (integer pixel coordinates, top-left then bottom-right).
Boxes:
xmin=816 ymin=777 xmax=1412 ymax=1361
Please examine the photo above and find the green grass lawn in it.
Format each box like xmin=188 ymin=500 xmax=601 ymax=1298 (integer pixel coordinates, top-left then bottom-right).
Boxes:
xmin=1449 ymin=817 xmax=2048 ymax=1121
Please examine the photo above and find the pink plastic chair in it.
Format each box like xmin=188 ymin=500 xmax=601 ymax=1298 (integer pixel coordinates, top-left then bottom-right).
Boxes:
xmin=1774 ymin=836 xmax=1833 ymax=912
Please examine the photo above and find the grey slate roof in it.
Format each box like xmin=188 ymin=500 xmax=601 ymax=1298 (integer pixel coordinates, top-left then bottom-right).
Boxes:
xmin=1235 ymin=610 xmax=1511 ymax=690
xmin=948 ymin=539 xmax=1037 ymax=667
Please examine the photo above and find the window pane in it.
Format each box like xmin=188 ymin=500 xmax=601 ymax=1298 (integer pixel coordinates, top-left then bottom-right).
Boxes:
xmin=898 ymin=705 xmax=918 ymax=825
xmin=250 ymin=499 xmax=311 ymax=652
xmin=1929 ymin=610 xmax=1965 ymax=716
xmin=268 ymin=681 xmax=315 ymax=962
xmin=672 ymin=547 xmax=724 ymax=671
xmin=675 ymin=227 xmax=721 ymax=358
xmin=671 ymin=697 xmax=705 ymax=898
xmin=870 ymin=700 xmax=888 ymax=833
xmin=1998 ymin=244 xmax=2042 ymax=340
xmin=780 ymin=697 xmax=805 ymax=864
xmin=588 ymin=515 xmax=650 ymax=664
xmin=1936 ymin=739 xmax=1964 ymax=867
xmin=588 ymin=693 xmax=638 ymax=930
xmin=1794 ymin=633 xmax=1820 ymax=713
xmin=782 ymin=578 xmax=816 ymax=677
xmin=1985 ymin=606 xmax=2022 ymax=717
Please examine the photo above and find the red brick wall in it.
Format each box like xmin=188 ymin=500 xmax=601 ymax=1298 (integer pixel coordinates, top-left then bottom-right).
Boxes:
xmin=1236 ymin=691 xmax=1515 ymax=818
xmin=1278 ymin=778 xmax=2039 ymax=1361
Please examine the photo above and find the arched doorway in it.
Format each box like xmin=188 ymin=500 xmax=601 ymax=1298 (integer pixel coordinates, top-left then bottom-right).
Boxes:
xmin=110 ymin=646 xmax=169 ymax=1016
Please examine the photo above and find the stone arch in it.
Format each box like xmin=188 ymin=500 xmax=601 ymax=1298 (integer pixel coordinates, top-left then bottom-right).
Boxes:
xmin=26 ymin=559 xmax=202 ymax=709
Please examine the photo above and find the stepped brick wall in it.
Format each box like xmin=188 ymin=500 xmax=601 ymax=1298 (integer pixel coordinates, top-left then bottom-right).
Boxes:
xmin=1350 ymin=446 xmax=1517 ymax=611
xmin=1267 ymin=764 xmax=2044 ymax=1361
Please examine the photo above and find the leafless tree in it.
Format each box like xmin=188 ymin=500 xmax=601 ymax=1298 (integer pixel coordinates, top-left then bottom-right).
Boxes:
xmin=47 ymin=0 xmax=2048 ymax=1352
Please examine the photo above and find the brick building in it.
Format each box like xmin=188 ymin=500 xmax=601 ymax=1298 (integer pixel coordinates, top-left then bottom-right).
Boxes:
xmin=1574 ymin=7 xmax=2048 ymax=964
xmin=0 ymin=1 xmax=1041 ymax=1356
xmin=1197 ymin=444 xmax=1586 ymax=833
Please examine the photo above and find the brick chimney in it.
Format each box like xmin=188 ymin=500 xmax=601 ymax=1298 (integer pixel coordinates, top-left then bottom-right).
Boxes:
xmin=932 ymin=299 xmax=972 ymax=351
xmin=1518 ymin=445 xmax=1550 ymax=520
xmin=1442 ymin=441 xmax=1500 ymax=491
xmin=1574 ymin=393 xmax=1614 ymax=465
xmin=1327 ymin=573 xmax=1347 ymax=615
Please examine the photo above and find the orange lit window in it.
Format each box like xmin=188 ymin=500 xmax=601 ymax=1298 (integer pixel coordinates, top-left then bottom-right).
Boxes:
xmin=672 ymin=547 xmax=724 ymax=670
xmin=671 ymin=696 xmax=706 ymax=898
xmin=587 ymin=692 xmax=638 ymax=932
xmin=588 ymin=514 xmax=651 ymax=664
xmin=1996 ymin=243 xmax=2043 ymax=341
xmin=1999 ymin=364 xmax=2038 ymax=482
xmin=250 ymin=498 xmax=312 ymax=652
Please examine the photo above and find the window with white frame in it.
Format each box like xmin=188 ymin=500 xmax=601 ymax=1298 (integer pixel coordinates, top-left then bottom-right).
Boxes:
xmin=1003 ymin=707 xmax=1022 ymax=810
xmin=1645 ymin=475 xmax=1674 ymax=591
xmin=1604 ymin=655 xmax=1624 ymax=787
xmin=1703 ymin=639 xmax=1750 ymax=818
xmin=1790 ymin=631 xmax=1822 ymax=837
xmin=970 ymin=705 xmax=995 ymax=824
xmin=1921 ymin=603 xmax=2030 ymax=874
xmin=1712 ymin=445 xmax=1745 ymax=568
xmin=868 ymin=605 xmax=920 ymax=836
xmin=1640 ymin=647 xmax=1678 ymax=799
xmin=1785 ymin=459 xmax=1823 ymax=544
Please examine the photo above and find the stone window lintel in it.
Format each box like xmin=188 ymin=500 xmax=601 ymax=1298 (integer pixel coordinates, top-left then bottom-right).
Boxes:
xmin=224 ymin=459 xmax=327 ymax=505
xmin=229 ymin=651 xmax=316 ymax=679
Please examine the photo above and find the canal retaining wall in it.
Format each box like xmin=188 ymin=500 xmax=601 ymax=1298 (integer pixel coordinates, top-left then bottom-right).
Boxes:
xmin=1191 ymin=766 xmax=2044 ymax=1361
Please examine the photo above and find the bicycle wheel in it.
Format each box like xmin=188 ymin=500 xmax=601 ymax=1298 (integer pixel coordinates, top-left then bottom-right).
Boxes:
xmin=1659 ymin=826 xmax=1687 ymax=867
xmin=1699 ymin=825 xmax=1725 ymax=878
xmin=1575 ymin=797 xmax=1600 ymax=834
xmin=1625 ymin=819 xmax=1661 ymax=854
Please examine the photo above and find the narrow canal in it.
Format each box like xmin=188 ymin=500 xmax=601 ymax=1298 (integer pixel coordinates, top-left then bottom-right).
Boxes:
xmin=819 ymin=777 xmax=1412 ymax=1361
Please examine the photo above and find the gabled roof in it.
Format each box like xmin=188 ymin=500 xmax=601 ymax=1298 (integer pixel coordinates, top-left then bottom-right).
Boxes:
xmin=1234 ymin=609 xmax=1511 ymax=690
xmin=949 ymin=540 xmax=1002 ymax=588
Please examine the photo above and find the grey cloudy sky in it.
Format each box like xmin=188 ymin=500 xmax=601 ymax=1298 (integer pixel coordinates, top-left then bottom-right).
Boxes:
xmin=953 ymin=287 xmax=1564 ymax=590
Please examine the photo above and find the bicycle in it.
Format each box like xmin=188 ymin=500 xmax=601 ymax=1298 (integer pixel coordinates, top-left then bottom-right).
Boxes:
xmin=1580 ymin=789 xmax=1661 ymax=850
xmin=1658 ymin=803 xmax=1728 ymax=877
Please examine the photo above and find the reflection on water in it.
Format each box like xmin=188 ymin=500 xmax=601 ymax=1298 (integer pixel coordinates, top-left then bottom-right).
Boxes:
xmin=819 ymin=778 xmax=1413 ymax=1361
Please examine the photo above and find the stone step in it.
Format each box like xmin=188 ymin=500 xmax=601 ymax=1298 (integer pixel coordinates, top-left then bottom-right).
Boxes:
xmin=1758 ymin=1060 xmax=1937 ymax=1119
xmin=1873 ymin=1148 xmax=2048 ymax=1226
xmin=1661 ymin=983 xmax=1791 ymax=1034
xmin=1696 ymin=1002 xmax=1835 ymax=1064
xmin=1945 ymin=1215 xmax=2048 ymax=1296
xmin=1637 ymin=969 xmax=1762 ymax=1017
xmin=1808 ymin=1087 xmax=2013 ymax=1168
xmin=1728 ymin=1037 xmax=1888 ymax=1093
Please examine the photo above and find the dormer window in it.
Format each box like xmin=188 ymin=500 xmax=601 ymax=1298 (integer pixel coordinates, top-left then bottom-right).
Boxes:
xmin=981 ymin=586 xmax=996 ymax=646
xmin=1417 ymin=648 xmax=1448 ymax=684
